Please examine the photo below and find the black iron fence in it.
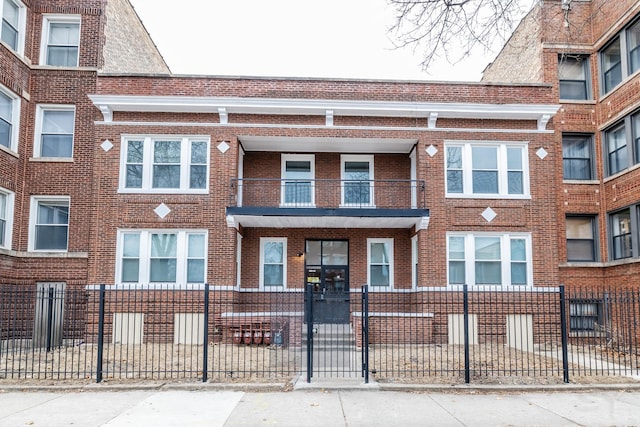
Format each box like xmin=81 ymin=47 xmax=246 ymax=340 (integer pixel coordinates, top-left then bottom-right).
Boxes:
xmin=1 ymin=284 xmax=638 ymax=384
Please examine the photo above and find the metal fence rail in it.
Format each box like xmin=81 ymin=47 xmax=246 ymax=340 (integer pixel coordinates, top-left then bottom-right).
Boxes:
xmin=1 ymin=284 xmax=639 ymax=383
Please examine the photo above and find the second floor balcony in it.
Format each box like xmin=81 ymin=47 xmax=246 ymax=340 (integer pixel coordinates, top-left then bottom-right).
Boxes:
xmin=226 ymin=178 xmax=429 ymax=230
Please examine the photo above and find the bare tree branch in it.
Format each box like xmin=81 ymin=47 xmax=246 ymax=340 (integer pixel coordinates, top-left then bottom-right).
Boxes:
xmin=387 ymin=0 xmax=538 ymax=71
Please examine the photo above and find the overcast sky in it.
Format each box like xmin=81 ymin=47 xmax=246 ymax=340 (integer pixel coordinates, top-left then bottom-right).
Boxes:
xmin=128 ymin=0 xmax=499 ymax=81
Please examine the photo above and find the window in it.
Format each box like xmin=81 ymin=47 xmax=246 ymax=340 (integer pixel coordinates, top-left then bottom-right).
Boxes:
xmin=29 ymin=196 xmax=69 ymax=252
xmin=0 ymin=188 xmax=14 ymax=249
xmin=629 ymin=20 xmax=640 ymax=74
xmin=445 ymin=142 xmax=529 ymax=198
xmin=601 ymin=39 xmax=622 ymax=93
xmin=341 ymin=155 xmax=374 ymax=206
xmin=368 ymin=238 xmax=393 ymax=288
xmin=610 ymin=209 xmax=632 ymax=260
xmin=121 ymin=136 xmax=209 ymax=193
xmin=634 ymin=112 xmax=640 ymax=164
xmin=34 ymin=105 xmax=75 ymax=158
xmin=605 ymin=123 xmax=628 ymax=176
xmin=411 ymin=235 xmax=418 ymax=289
xmin=0 ymin=86 xmax=19 ymax=152
xmin=562 ymin=134 xmax=594 ymax=180
xmin=447 ymin=233 xmax=532 ymax=286
xmin=1 ymin=0 xmax=24 ymax=54
xmin=558 ymin=55 xmax=590 ymax=100
xmin=281 ymin=154 xmax=314 ymax=206
xmin=566 ymin=216 xmax=597 ymax=262
xmin=118 ymin=230 xmax=206 ymax=284
xmin=41 ymin=15 xmax=80 ymax=67
xmin=260 ymin=238 xmax=286 ymax=288
xmin=570 ymin=300 xmax=604 ymax=332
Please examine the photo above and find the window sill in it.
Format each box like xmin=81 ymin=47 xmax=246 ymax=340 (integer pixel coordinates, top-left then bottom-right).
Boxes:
xmin=603 ymin=162 xmax=640 ymax=183
xmin=562 ymin=180 xmax=599 ymax=185
xmin=29 ymin=157 xmax=74 ymax=163
xmin=559 ymin=99 xmax=596 ymax=105
xmin=560 ymin=258 xmax=640 ymax=268
xmin=445 ymin=194 xmax=531 ymax=200
xmin=118 ymin=189 xmax=209 ymax=195
xmin=0 ymin=249 xmax=88 ymax=258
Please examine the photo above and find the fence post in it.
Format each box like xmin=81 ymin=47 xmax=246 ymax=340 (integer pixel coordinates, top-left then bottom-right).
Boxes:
xmin=306 ymin=283 xmax=313 ymax=383
xmin=202 ymin=283 xmax=210 ymax=383
xmin=559 ymin=284 xmax=569 ymax=384
xmin=463 ymin=284 xmax=470 ymax=384
xmin=96 ymin=284 xmax=106 ymax=383
xmin=362 ymin=285 xmax=369 ymax=384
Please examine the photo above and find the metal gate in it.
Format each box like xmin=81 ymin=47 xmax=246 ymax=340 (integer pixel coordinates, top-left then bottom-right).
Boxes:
xmin=304 ymin=284 xmax=369 ymax=382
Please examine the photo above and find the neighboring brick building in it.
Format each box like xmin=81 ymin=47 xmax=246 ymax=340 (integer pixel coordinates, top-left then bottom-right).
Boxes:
xmin=484 ymin=0 xmax=640 ymax=291
xmin=7 ymin=0 xmax=633 ymax=341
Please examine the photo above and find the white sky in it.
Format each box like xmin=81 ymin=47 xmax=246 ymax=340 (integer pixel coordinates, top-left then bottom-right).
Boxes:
xmin=128 ymin=0 xmax=500 ymax=82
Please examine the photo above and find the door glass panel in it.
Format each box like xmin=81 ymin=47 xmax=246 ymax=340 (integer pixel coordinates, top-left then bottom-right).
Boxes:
xmin=322 ymin=241 xmax=348 ymax=265
xmin=305 ymin=240 xmax=321 ymax=265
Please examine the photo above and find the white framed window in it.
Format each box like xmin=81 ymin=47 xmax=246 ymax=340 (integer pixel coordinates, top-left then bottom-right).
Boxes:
xmin=117 ymin=230 xmax=207 ymax=284
xmin=447 ymin=233 xmax=532 ymax=286
xmin=34 ymin=105 xmax=75 ymax=158
xmin=411 ymin=235 xmax=418 ymax=289
xmin=29 ymin=196 xmax=70 ymax=252
xmin=0 ymin=85 xmax=19 ymax=152
xmin=260 ymin=237 xmax=286 ymax=289
xmin=120 ymin=136 xmax=210 ymax=193
xmin=367 ymin=238 xmax=394 ymax=289
xmin=281 ymin=154 xmax=315 ymax=207
xmin=0 ymin=188 xmax=14 ymax=249
xmin=40 ymin=15 xmax=80 ymax=67
xmin=445 ymin=142 xmax=530 ymax=198
xmin=1 ymin=0 xmax=25 ymax=54
xmin=341 ymin=154 xmax=374 ymax=207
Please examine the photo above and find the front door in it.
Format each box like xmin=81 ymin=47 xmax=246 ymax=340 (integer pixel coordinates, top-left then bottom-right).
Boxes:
xmin=305 ymin=240 xmax=350 ymax=324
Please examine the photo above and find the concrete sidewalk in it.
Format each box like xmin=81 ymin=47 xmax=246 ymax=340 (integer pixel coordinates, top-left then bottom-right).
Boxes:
xmin=1 ymin=383 xmax=640 ymax=427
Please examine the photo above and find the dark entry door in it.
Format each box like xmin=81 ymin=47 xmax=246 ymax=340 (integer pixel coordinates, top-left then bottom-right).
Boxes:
xmin=305 ymin=240 xmax=350 ymax=324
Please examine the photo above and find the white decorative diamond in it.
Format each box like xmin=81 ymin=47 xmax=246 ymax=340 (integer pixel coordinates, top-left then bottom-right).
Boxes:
xmin=482 ymin=207 xmax=497 ymax=223
xmin=101 ymin=139 xmax=113 ymax=152
xmin=536 ymin=147 xmax=548 ymax=159
xmin=217 ymin=141 xmax=230 ymax=153
xmin=426 ymin=144 xmax=438 ymax=157
xmin=154 ymin=203 xmax=171 ymax=219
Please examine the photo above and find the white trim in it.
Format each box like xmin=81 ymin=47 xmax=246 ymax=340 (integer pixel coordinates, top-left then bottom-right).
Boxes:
xmin=341 ymin=154 xmax=374 ymax=207
xmin=33 ymin=104 xmax=76 ymax=159
xmin=115 ymin=229 xmax=208 ymax=285
xmin=236 ymin=232 xmax=242 ymax=287
xmin=447 ymin=232 xmax=533 ymax=287
xmin=88 ymin=95 xmax=559 ymax=126
xmin=367 ymin=238 xmax=394 ymax=290
xmin=411 ymin=235 xmax=418 ymax=290
xmin=281 ymin=154 xmax=315 ymax=207
xmin=352 ymin=312 xmax=434 ymax=318
xmin=39 ymin=14 xmax=81 ymax=67
xmin=0 ymin=0 xmax=26 ymax=56
xmin=445 ymin=141 xmax=530 ymax=199
xmin=0 ymin=84 xmax=20 ymax=153
xmin=410 ymin=149 xmax=417 ymax=208
xmin=118 ymin=135 xmax=211 ymax=194
xmin=0 ymin=188 xmax=14 ymax=250
xmin=28 ymin=195 xmax=70 ymax=252
xmin=259 ymin=237 xmax=287 ymax=290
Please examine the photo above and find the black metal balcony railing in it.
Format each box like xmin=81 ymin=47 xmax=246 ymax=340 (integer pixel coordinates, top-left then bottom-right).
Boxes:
xmin=229 ymin=179 xmax=426 ymax=210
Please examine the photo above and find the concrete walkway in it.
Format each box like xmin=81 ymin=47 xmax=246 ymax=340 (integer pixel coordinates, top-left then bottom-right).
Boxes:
xmin=1 ymin=382 xmax=640 ymax=426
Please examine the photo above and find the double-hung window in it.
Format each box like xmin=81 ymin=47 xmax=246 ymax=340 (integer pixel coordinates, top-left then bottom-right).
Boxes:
xmin=281 ymin=154 xmax=314 ymax=207
xmin=34 ymin=105 xmax=75 ymax=158
xmin=0 ymin=188 xmax=14 ymax=249
xmin=610 ymin=209 xmax=632 ymax=260
xmin=0 ymin=86 xmax=19 ymax=152
xmin=566 ymin=216 xmax=597 ymax=262
xmin=29 ymin=196 xmax=69 ymax=252
xmin=260 ymin=238 xmax=286 ymax=288
xmin=121 ymin=136 xmax=209 ymax=193
xmin=341 ymin=155 xmax=374 ymax=207
xmin=118 ymin=230 xmax=207 ymax=284
xmin=1 ymin=0 xmax=24 ymax=53
xmin=601 ymin=39 xmax=622 ymax=94
xmin=598 ymin=18 xmax=640 ymax=95
xmin=41 ymin=15 xmax=80 ymax=67
xmin=629 ymin=20 xmax=640 ymax=74
xmin=605 ymin=122 xmax=628 ymax=175
xmin=562 ymin=134 xmax=594 ymax=180
xmin=570 ymin=300 xmax=604 ymax=332
xmin=445 ymin=142 xmax=529 ymax=198
xmin=447 ymin=233 xmax=532 ymax=286
xmin=558 ymin=55 xmax=591 ymax=100
xmin=368 ymin=238 xmax=394 ymax=288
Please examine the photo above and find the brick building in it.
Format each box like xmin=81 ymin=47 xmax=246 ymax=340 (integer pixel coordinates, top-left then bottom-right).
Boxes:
xmin=484 ymin=0 xmax=640 ymax=291
xmin=4 ymin=0 xmax=633 ymax=341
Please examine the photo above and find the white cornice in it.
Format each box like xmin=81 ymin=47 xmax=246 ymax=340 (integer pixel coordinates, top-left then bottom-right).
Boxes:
xmin=89 ymin=95 xmax=559 ymax=129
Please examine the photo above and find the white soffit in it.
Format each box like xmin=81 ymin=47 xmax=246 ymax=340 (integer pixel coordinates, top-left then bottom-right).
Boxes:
xmin=239 ymin=136 xmax=417 ymax=153
xmin=89 ymin=95 xmax=559 ymax=128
